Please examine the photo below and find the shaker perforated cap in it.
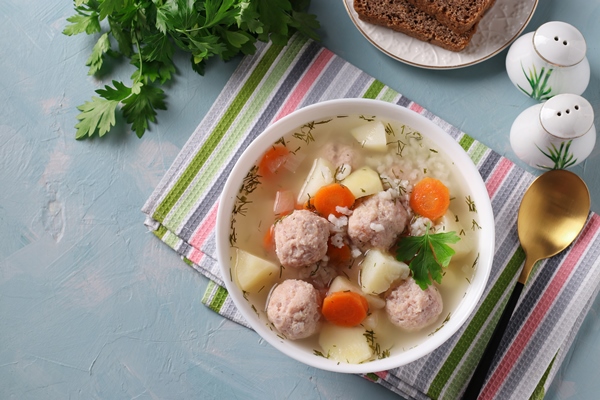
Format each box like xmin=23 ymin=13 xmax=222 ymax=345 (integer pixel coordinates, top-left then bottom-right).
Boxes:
xmin=533 ymin=21 xmax=587 ymax=66
xmin=540 ymin=94 xmax=594 ymax=139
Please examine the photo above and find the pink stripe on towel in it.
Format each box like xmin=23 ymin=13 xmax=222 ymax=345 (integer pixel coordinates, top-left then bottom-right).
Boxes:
xmin=481 ymin=213 xmax=600 ymax=399
xmin=273 ymin=49 xmax=334 ymax=122
xmin=486 ymin=158 xmax=514 ymax=199
xmin=189 ymin=201 xmax=219 ymax=250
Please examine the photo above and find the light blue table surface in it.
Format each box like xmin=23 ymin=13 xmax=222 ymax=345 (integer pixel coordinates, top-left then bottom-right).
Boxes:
xmin=1 ymin=1 xmax=599 ymax=399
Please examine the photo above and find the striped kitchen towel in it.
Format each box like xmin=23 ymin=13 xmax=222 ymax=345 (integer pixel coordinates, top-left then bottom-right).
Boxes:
xmin=141 ymin=34 xmax=600 ymax=400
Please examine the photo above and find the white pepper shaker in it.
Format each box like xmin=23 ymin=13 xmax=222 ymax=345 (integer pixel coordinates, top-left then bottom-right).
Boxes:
xmin=506 ymin=21 xmax=590 ymax=100
xmin=510 ymin=93 xmax=596 ymax=169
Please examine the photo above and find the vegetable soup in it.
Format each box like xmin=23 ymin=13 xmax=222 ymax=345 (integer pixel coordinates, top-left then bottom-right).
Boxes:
xmin=227 ymin=114 xmax=482 ymax=364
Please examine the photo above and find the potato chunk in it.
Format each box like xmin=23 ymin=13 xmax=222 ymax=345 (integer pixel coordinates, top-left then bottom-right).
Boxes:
xmin=437 ymin=210 xmax=474 ymax=259
xmin=232 ymin=248 xmax=279 ymax=292
xmin=318 ymin=324 xmax=373 ymax=363
xmin=340 ymin=166 xmax=383 ymax=199
xmin=297 ymin=157 xmax=334 ymax=204
xmin=350 ymin=121 xmax=387 ymax=151
xmin=360 ymin=249 xmax=409 ymax=295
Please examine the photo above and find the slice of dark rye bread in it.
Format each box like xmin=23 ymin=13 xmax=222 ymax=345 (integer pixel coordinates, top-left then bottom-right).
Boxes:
xmin=405 ymin=0 xmax=496 ymax=34
xmin=354 ymin=0 xmax=477 ymax=52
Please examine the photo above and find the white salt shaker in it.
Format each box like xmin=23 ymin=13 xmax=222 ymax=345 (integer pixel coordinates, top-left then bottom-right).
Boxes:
xmin=510 ymin=93 xmax=596 ymax=169
xmin=506 ymin=21 xmax=590 ymax=100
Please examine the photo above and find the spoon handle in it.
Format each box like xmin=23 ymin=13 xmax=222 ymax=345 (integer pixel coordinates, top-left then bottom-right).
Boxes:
xmin=462 ymin=281 xmax=524 ymax=399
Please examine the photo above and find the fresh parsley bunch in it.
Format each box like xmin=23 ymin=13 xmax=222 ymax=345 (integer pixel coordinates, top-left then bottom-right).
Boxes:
xmin=396 ymin=226 xmax=461 ymax=290
xmin=63 ymin=0 xmax=320 ymax=139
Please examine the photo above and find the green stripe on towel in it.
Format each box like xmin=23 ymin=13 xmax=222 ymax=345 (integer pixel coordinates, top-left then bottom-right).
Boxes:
xmin=363 ymin=79 xmax=385 ymax=99
xmin=459 ymin=134 xmax=475 ymax=153
xmin=152 ymin=42 xmax=287 ymax=224
xmin=152 ymin=224 xmax=168 ymax=240
xmin=469 ymin=141 xmax=489 ymax=165
xmin=166 ymin=36 xmax=310 ymax=230
xmin=428 ymin=246 xmax=526 ymax=399
xmin=208 ymin=282 xmax=229 ymax=313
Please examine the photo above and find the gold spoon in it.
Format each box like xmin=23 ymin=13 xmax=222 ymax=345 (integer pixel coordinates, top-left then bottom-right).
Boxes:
xmin=463 ymin=169 xmax=590 ymax=399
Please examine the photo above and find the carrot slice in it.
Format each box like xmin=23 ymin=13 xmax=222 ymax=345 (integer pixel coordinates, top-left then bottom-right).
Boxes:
xmin=327 ymin=242 xmax=352 ymax=266
xmin=409 ymin=177 xmax=450 ymax=221
xmin=311 ymin=183 xmax=355 ymax=217
xmin=262 ymin=224 xmax=275 ymax=252
xmin=258 ymin=145 xmax=290 ymax=179
xmin=322 ymin=291 xmax=369 ymax=327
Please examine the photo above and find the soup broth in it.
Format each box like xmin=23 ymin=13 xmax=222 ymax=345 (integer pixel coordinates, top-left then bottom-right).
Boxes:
xmin=228 ymin=114 xmax=481 ymax=363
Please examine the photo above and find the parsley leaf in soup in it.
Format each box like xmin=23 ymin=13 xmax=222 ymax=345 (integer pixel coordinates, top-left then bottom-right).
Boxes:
xmin=63 ymin=0 xmax=320 ymax=139
xmin=396 ymin=227 xmax=461 ymax=290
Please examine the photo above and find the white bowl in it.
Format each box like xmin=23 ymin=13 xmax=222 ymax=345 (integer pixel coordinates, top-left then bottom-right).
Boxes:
xmin=216 ymin=99 xmax=495 ymax=374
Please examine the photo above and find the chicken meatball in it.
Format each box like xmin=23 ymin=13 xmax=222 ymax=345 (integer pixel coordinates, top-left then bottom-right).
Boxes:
xmin=347 ymin=191 xmax=409 ymax=250
xmin=322 ymin=142 xmax=361 ymax=170
xmin=267 ymin=279 xmax=321 ymax=340
xmin=274 ymin=209 xmax=329 ymax=268
xmin=385 ymin=278 xmax=443 ymax=331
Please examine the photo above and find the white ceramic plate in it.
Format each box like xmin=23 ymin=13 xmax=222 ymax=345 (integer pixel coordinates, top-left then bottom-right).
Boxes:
xmin=343 ymin=0 xmax=539 ymax=69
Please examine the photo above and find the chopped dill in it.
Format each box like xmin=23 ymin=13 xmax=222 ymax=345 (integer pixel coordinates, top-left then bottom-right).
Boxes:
xmin=229 ymin=224 xmax=237 ymax=246
xmin=334 ymin=164 xmax=348 ymax=182
xmin=292 ymin=130 xmax=314 ymax=145
xmin=384 ymin=122 xmax=394 ymax=136
xmin=293 ymin=119 xmax=332 ymax=144
xmin=274 ymin=137 xmax=287 ymax=147
xmin=387 ymin=139 xmax=407 ymax=156
xmin=279 ymin=264 xmax=285 ymax=278
xmin=232 ymin=195 xmax=251 ymax=216
xmin=466 ymin=196 xmax=477 ymax=212
xmin=471 ymin=219 xmax=481 ymax=230
xmin=359 ymin=115 xmax=376 ymax=122
xmin=242 ymin=290 xmax=249 ymax=301
xmin=313 ymin=349 xmax=330 ymax=358
xmin=472 ymin=253 xmax=480 ymax=268
xmin=430 ymin=148 xmax=438 ymax=153
xmin=379 ymin=174 xmax=392 ymax=189
xmin=428 ymin=313 xmax=451 ymax=336
xmin=241 ymin=165 xmax=261 ymax=194
xmin=289 ymin=146 xmax=302 ymax=155
xmin=398 ymin=124 xmax=406 ymax=136
xmin=459 ymin=229 xmax=465 ymax=236
xmin=406 ymin=129 xmax=423 ymax=141
xmin=363 ymin=330 xmax=391 ymax=359
xmin=304 ymin=194 xmax=316 ymax=211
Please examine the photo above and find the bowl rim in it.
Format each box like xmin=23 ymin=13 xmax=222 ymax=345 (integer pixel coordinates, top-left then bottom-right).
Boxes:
xmin=216 ymin=98 xmax=495 ymax=374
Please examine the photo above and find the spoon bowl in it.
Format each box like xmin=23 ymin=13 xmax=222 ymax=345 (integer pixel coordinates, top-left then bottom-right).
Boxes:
xmin=463 ymin=169 xmax=590 ymax=399
xmin=518 ymin=170 xmax=591 ymax=283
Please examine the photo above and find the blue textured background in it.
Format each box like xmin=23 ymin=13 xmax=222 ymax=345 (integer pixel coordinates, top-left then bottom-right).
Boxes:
xmin=1 ymin=1 xmax=599 ymax=399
